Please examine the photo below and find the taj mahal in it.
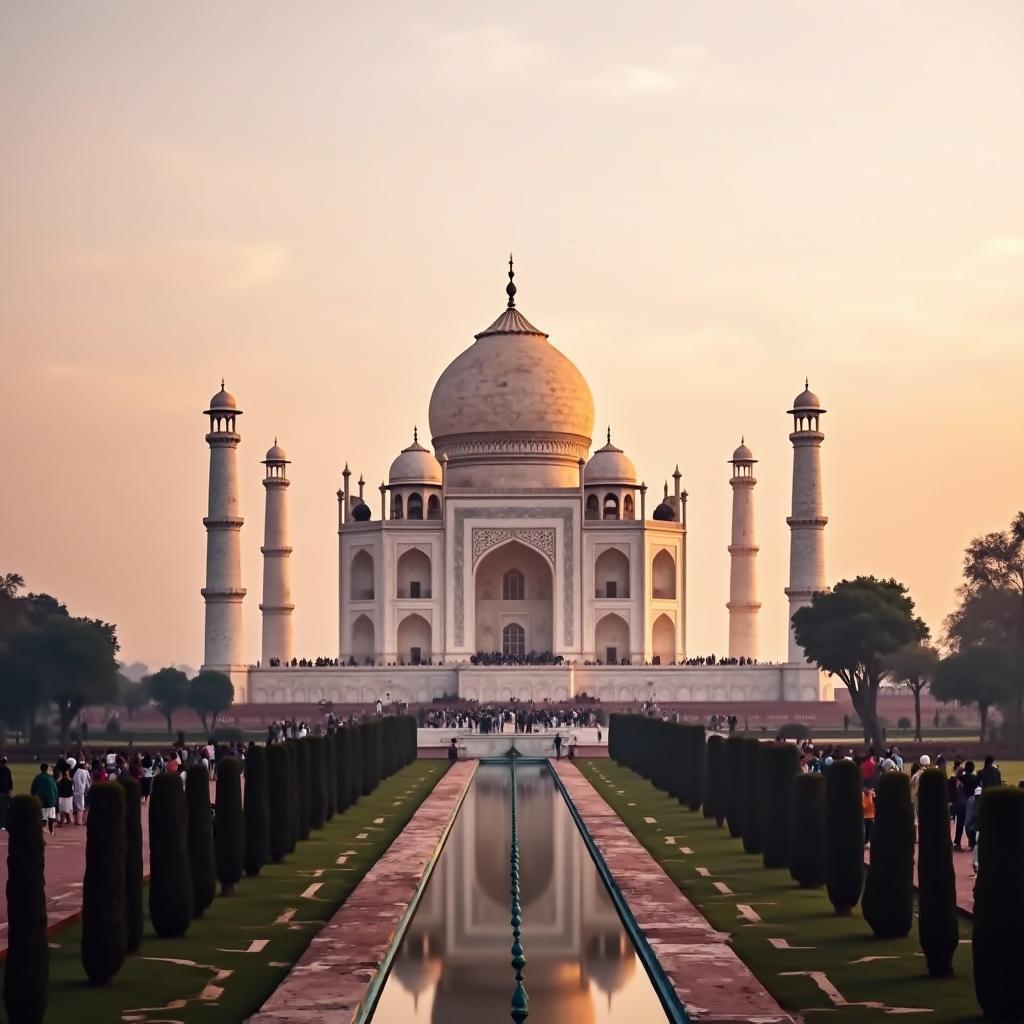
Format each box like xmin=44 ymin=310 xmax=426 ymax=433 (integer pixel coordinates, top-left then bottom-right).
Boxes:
xmin=200 ymin=262 xmax=832 ymax=706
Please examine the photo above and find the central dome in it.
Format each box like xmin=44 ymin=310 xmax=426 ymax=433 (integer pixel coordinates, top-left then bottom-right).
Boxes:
xmin=428 ymin=268 xmax=595 ymax=488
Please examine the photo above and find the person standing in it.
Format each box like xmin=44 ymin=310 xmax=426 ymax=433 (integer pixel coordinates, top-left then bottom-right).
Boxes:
xmin=72 ymin=759 xmax=91 ymax=824
xmin=0 ymin=756 xmax=13 ymax=830
xmin=862 ymin=782 xmax=876 ymax=845
xmin=554 ymin=732 xmax=563 ymax=760
xmin=447 ymin=738 xmax=459 ymax=763
xmin=979 ymin=754 xmax=1002 ymax=789
xmin=56 ymin=768 xmax=73 ymax=825
xmin=30 ymin=763 xmax=59 ymax=836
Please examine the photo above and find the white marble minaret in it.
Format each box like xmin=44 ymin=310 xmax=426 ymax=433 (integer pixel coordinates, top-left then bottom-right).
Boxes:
xmin=260 ymin=441 xmax=295 ymax=666
xmin=202 ymin=383 xmax=247 ymax=693
xmin=727 ymin=439 xmax=760 ymax=659
xmin=785 ymin=382 xmax=828 ymax=662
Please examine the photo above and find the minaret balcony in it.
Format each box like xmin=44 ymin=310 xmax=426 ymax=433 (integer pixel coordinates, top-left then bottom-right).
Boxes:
xmin=204 ymin=516 xmax=245 ymax=529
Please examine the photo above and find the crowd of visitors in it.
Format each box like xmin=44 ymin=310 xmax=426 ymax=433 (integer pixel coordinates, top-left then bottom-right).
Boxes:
xmin=421 ymin=700 xmax=601 ymax=734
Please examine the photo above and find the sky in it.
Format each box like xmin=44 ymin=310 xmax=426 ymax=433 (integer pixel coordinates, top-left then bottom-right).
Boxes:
xmin=2 ymin=1 xmax=1022 ymax=670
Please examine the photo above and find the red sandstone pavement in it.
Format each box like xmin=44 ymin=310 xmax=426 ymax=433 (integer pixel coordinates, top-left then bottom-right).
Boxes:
xmin=250 ymin=759 xmax=477 ymax=1024
xmin=554 ymin=759 xmax=792 ymax=1024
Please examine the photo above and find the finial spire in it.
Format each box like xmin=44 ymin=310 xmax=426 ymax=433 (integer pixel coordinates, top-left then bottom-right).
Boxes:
xmin=220 ymin=377 xmax=225 ymax=390
xmin=741 ymin=434 xmax=745 ymax=445
xmin=606 ymin=426 xmax=611 ymax=445
xmin=506 ymin=253 xmax=516 ymax=308
xmin=413 ymin=425 xmax=418 ymax=444
xmin=274 ymin=436 xmax=278 ymax=446
xmin=805 ymin=376 xmax=809 ymax=390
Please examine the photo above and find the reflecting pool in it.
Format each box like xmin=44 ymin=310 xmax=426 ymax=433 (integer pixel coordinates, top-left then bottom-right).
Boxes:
xmin=369 ymin=762 xmax=671 ymax=1023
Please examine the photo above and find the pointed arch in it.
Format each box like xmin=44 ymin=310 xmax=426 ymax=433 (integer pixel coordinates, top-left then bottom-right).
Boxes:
xmin=350 ymin=549 xmax=375 ymax=601
xmin=397 ymin=612 xmax=431 ymax=665
xmin=595 ymin=612 xmax=629 ymax=665
xmin=351 ymin=614 xmax=375 ymax=664
xmin=652 ymin=549 xmax=676 ymax=600
xmin=397 ymin=547 xmax=431 ymax=599
xmin=652 ymin=613 xmax=675 ymax=665
xmin=594 ymin=547 xmax=630 ymax=599
xmin=407 ymin=492 xmax=423 ymax=520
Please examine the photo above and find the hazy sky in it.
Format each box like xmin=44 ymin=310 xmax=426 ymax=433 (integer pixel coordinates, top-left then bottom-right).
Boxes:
xmin=3 ymin=2 xmax=1022 ymax=669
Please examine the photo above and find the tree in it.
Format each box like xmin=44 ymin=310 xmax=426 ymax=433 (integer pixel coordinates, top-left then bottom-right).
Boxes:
xmin=793 ymin=577 xmax=928 ymax=752
xmin=324 ymin=732 xmax=337 ymax=822
xmin=119 ymin=677 xmax=150 ymax=718
xmin=148 ymin=772 xmax=192 ymax=937
xmin=187 ymin=670 xmax=235 ymax=733
xmin=973 ymin=786 xmax=1024 ymax=1019
xmin=824 ymin=759 xmax=864 ymax=915
xmin=334 ymin=727 xmax=350 ymax=815
xmin=267 ymin=743 xmax=291 ymax=863
xmin=145 ymin=667 xmax=189 ymax=735
xmin=185 ymin=765 xmax=216 ymax=917
xmin=81 ymin=782 xmax=127 ymax=984
xmin=4 ymin=795 xmax=48 ymax=1024
xmin=862 ymin=771 xmax=915 ymax=938
xmin=932 ymin=647 xmax=1014 ymax=743
xmin=118 ymin=777 xmax=144 ymax=954
xmin=916 ymin=768 xmax=958 ymax=977
xmin=947 ymin=511 xmax=1024 ymax=734
xmin=215 ymin=757 xmax=244 ymax=895
xmin=244 ymin=745 xmax=270 ymax=876
xmin=740 ymin=738 xmax=763 ymax=855
xmin=296 ymin=739 xmax=311 ymax=840
xmin=789 ymin=773 xmax=826 ymax=888
xmin=705 ymin=735 xmax=727 ymax=826
xmin=308 ymin=736 xmax=326 ymax=830
xmin=883 ymin=642 xmax=939 ymax=741
xmin=724 ymin=735 xmax=745 ymax=839
xmin=762 ymin=743 xmax=800 ymax=869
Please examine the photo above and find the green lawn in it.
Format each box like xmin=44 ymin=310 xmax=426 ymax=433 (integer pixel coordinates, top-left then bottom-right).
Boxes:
xmin=1 ymin=761 xmax=444 ymax=1024
xmin=578 ymin=759 xmax=981 ymax=1024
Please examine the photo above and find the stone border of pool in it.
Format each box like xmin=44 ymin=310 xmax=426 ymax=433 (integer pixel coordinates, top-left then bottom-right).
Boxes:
xmin=552 ymin=760 xmax=793 ymax=1024
xmin=249 ymin=759 xmax=477 ymax=1024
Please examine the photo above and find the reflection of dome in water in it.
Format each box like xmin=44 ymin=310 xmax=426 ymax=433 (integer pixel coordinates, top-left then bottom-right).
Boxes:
xmin=474 ymin=773 xmax=554 ymax=908
xmin=392 ymin=934 xmax=443 ymax=1008
xmin=584 ymin=931 xmax=636 ymax=999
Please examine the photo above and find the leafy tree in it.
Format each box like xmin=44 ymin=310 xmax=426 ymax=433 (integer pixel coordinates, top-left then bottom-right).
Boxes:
xmin=932 ymin=646 xmax=1014 ymax=743
xmin=187 ymin=670 xmax=234 ymax=733
xmin=0 ymin=572 xmax=24 ymax=598
xmin=145 ymin=667 xmax=189 ymax=734
xmin=945 ymin=511 xmax=1024 ymax=732
xmin=883 ymin=642 xmax=939 ymax=740
xmin=119 ymin=677 xmax=150 ymax=718
xmin=793 ymin=577 xmax=928 ymax=752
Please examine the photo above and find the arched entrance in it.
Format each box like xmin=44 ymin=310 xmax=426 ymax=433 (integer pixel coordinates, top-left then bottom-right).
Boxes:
xmin=397 ymin=613 xmax=431 ymax=665
xmin=652 ymin=549 xmax=676 ymax=599
xmin=652 ymin=613 xmax=675 ymax=665
xmin=594 ymin=547 xmax=629 ymax=599
xmin=595 ymin=613 xmax=629 ymax=665
xmin=351 ymin=614 xmax=375 ymax=664
xmin=474 ymin=540 xmax=553 ymax=656
xmin=397 ymin=547 xmax=431 ymax=599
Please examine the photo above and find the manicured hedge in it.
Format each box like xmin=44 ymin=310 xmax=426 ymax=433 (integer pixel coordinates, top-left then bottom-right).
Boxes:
xmin=973 ymin=785 xmax=1024 ymax=1020
xmin=285 ymin=740 xmax=300 ymax=852
xmin=308 ymin=736 xmax=327 ymax=831
xmin=740 ymin=738 xmax=764 ymax=855
xmin=267 ymin=742 xmax=291 ymax=863
xmin=824 ymin=758 xmax=863 ymax=916
xmin=296 ymin=738 xmax=311 ymax=840
xmin=149 ymin=771 xmax=193 ymax=937
xmin=324 ymin=732 xmax=337 ymax=822
xmin=119 ymin=777 xmax=144 ymax=954
xmin=862 ymin=771 xmax=915 ymax=938
xmin=81 ymin=782 xmax=127 ymax=985
xmin=916 ymin=768 xmax=958 ymax=977
xmin=348 ymin=724 xmax=363 ymax=807
xmin=762 ymin=743 xmax=801 ymax=869
xmin=705 ymin=734 xmax=727 ymax=826
xmin=724 ymin=735 xmax=745 ymax=838
xmin=244 ymin=744 xmax=270 ymax=876
xmin=789 ymin=773 xmax=826 ymax=888
xmin=685 ymin=724 xmax=705 ymax=812
xmin=335 ymin=727 xmax=351 ymax=814
xmin=185 ymin=764 xmax=216 ymax=918
xmin=215 ymin=756 xmax=244 ymax=896
xmin=4 ymin=795 xmax=48 ymax=1024
xmin=360 ymin=721 xmax=380 ymax=796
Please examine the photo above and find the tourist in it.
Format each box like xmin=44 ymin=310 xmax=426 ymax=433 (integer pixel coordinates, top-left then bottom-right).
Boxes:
xmin=554 ymin=732 xmax=563 ymax=760
xmin=0 ymin=756 xmax=13 ymax=830
xmin=56 ymin=768 xmax=74 ymax=825
xmin=72 ymin=760 xmax=91 ymax=824
xmin=30 ymin=763 xmax=59 ymax=836
xmin=965 ymin=784 xmax=983 ymax=852
xmin=979 ymin=755 xmax=1002 ymax=789
xmin=861 ymin=781 xmax=876 ymax=845
xmin=448 ymin=738 xmax=459 ymax=763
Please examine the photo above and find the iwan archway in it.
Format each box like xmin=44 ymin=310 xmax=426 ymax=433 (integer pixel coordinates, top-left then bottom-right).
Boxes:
xmin=473 ymin=540 xmax=553 ymax=657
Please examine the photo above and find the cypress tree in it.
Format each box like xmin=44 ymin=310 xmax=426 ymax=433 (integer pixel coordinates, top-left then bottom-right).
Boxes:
xmin=361 ymin=721 xmax=379 ymax=796
xmin=916 ymin=768 xmax=958 ymax=977
xmin=309 ymin=736 xmax=327 ymax=831
xmin=824 ymin=759 xmax=864 ymax=916
xmin=4 ymin=795 xmax=48 ymax=1024
xmin=118 ymin=777 xmax=144 ymax=953
xmin=789 ymin=773 xmax=826 ymax=888
xmin=185 ymin=764 xmax=216 ymax=917
xmin=81 ymin=782 xmax=127 ymax=985
xmin=973 ymin=786 xmax=1024 ymax=1020
xmin=296 ymin=738 xmax=312 ymax=840
xmin=244 ymin=745 xmax=270 ymax=876
xmin=149 ymin=771 xmax=193 ymax=937
xmin=285 ymin=739 xmax=299 ymax=852
xmin=348 ymin=723 xmax=363 ymax=806
xmin=741 ymin=738 xmax=764 ymax=855
xmin=724 ymin=735 xmax=745 ymax=838
xmin=863 ymin=771 xmax=915 ymax=938
xmin=705 ymin=735 xmax=727 ymax=826
xmin=267 ymin=742 xmax=290 ymax=863
xmin=325 ymin=731 xmax=337 ymax=821
xmin=762 ymin=743 xmax=801 ymax=869
xmin=335 ymin=727 xmax=351 ymax=814
xmin=215 ymin=756 xmax=244 ymax=895
xmin=686 ymin=724 xmax=706 ymax=812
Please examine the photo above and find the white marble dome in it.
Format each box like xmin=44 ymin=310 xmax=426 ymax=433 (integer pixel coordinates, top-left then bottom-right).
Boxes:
xmin=791 ymin=384 xmax=823 ymax=410
xmin=264 ymin=442 xmax=289 ymax=463
xmin=585 ymin=431 xmax=636 ymax=484
xmin=730 ymin=440 xmax=755 ymax=463
xmin=389 ymin=431 xmax=442 ymax=485
xmin=207 ymin=382 xmax=239 ymax=411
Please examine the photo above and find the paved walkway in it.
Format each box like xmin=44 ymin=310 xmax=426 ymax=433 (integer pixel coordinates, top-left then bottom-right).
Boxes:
xmin=866 ymin=831 xmax=976 ymax=916
xmin=250 ymin=759 xmax=477 ymax=1024
xmin=554 ymin=760 xmax=792 ymax=1023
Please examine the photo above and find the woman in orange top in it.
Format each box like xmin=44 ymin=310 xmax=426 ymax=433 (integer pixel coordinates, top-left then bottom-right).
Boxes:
xmin=862 ymin=784 xmax=876 ymax=845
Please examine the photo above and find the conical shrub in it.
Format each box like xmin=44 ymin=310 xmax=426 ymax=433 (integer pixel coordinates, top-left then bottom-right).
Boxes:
xmin=863 ymin=771 xmax=915 ymax=937
xmin=185 ymin=764 xmax=216 ymax=917
xmin=824 ymin=759 xmax=863 ymax=915
xmin=325 ymin=732 xmax=337 ymax=821
xmin=335 ymin=727 xmax=351 ymax=814
xmin=686 ymin=724 xmax=706 ymax=812
xmin=4 ymin=795 xmax=48 ymax=1024
xmin=244 ymin=745 xmax=270 ymax=876
xmin=348 ymin=724 xmax=363 ymax=806
xmin=285 ymin=739 xmax=299 ymax=852
xmin=741 ymin=738 xmax=764 ymax=855
xmin=725 ymin=735 xmax=745 ymax=838
xmin=296 ymin=739 xmax=311 ymax=840
xmin=149 ymin=771 xmax=193 ymax=937
xmin=789 ymin=773 xmax=826 ymax=888
xmin=706 ymin=734 xmax=727 ymax=826
xmin=267 ymin=743 xmax=290 ymax=863
xmin=81 ymin=782 xmax=126 ymax=984
xmin=308 ymin=736 xmax=326 ymax=831
xmin=916 ymin=768 xmax=958 ymax=977
xmin=118 ymin=777 xmax=144 ymax=953
xmin=762 ymin=743 xmax=801 ymax=869
xmin=215 ymin=756 xmax=244 ymax=896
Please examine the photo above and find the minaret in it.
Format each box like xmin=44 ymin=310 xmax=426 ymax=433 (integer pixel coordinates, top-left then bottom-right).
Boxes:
xmin=202 ymin=382 xmax=246 ymax=686
xmin=785 ymin=382 xmax=828 ymax=662
xmin=727 ymin=439 xmax=760 ymax=660
xmin=260 ymin=440 xmax=294 ymax=666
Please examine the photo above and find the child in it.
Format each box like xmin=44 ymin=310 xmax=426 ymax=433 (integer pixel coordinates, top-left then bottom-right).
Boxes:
xmin=861 ymin=782 xmax=876 ymax=845
xmin=57 ymin=768 xmax=74 ymax=826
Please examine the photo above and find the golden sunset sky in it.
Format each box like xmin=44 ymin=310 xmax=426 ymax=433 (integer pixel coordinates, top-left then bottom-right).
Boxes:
xmin=3 ymin=2 xmax=1022 ymax=670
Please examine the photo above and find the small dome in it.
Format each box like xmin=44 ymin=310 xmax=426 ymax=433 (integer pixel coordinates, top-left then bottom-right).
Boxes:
xmin=263 ymin=442 xmax=289 ymax=464
xmin=652 ymin=500 xmax=675 ymax=522
xmin=389 ymin=430 xmax=442 ymax=485
xmin=351 ymin=501 xmax=371 ymax=522
xmin=790 ymin=381 xmax=825 ymax=413
xmin=585 ymin=431 xmax=637 ymax=485
xmin=730 ymin=440 xmax=756 ymax=463
xmin=208 ymin=382 xmax=239 ymax=411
